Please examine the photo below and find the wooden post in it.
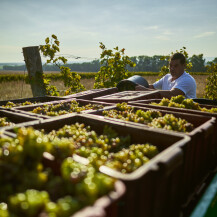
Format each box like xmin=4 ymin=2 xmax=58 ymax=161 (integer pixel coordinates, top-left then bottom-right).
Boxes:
xmin=22 ymin=46 xmax=47 ymax=97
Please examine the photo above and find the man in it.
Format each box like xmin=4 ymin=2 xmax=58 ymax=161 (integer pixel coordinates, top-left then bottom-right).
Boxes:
xmin=136 ymin=53 xmax=197 ymax=99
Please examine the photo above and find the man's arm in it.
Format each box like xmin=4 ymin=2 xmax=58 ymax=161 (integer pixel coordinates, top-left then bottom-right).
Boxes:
xmin=134 ymin=86 xmax=184 ymax=99
xmin=135 ymin=84 xmax=155 ymax=91
xmin=158 ymin=88 xmax=184 ymax=99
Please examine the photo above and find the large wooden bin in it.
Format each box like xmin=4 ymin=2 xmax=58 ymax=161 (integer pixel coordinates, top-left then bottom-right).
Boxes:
xmin=6 ymin=114 xmax=190 ymax=217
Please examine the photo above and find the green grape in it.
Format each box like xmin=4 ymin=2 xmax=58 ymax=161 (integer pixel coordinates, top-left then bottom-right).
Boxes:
xmin=136 ymin=109 xmax=162 ymax=122
xmin=170 ymin=95 xmax=185 ymax=104
xmin=61 ymin=158 xmax=87 ymax=183
xmin=151 ymin=95 xmax=217 ymax=113
xmin=160 ymin=98 xmax=170 ymax=106
xmin=55 ymin=196 xmax=80 ymax=217
xmin=0 ymin=117 xmax=15 ymax=127
xmin=32 ymin=100 xmax=104 ymax=116
xmin=105 ymin=143 xmax=158 ymax=173
xmin=60 ymin=157 xmax=115 ymax=205
xmin=22 ymin=101 xmax=33 ymax=106
xmin=2 ymin=101 xmax=36 ymax=108
xmin=209 ymin=107 xmax=217 ymax=113
xmin=49 ymin=137 xmax=76 ymax=160
xmin=2 ymin=101 xmax=16 ymax=108
xmin=8 ymin=189 xmax=49 ymax=217
xmin=1 ymin=124 xmax=122 ymax=216
xmin=149 ymin=114 xmax=193 ymax=132
xmin=0 ymin=203 xmax=9 ymax=217
xmin=102 ymin=103 xmax=194 ymax=133
xmin=45 ymin=201 xmax=59 ymax=216
xmin=17 ymin=127 xmax=52 ymax=162
xmin=116 ymin=102 xmax=134 ymax=112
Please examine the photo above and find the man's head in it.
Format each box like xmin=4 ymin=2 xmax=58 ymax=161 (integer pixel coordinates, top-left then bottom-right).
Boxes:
xmin=169 ymin=53 xmax=186 ymax=79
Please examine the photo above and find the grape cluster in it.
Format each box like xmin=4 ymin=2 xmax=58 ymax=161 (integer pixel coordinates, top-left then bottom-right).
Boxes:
xmin=1 ymin=157 xmax=115 ymax=217
xmin=61 ymin=158 xmax=115 ymax=203
xmin=103 ymin=103 xmax=193 ymax=132
xmin=0 ymin=117 xmax=15 ymax=127
xmin=8 ymin=189 xmax=49 ymax=217
xmin=2 ymin=101 xmax=35 ymax=108
xmin=149 ymin=114 xmax=194 ymax=132
xmin=0 ymin=126 xmax=116 ymax=217
xmin=0 ymin=203 xmax=9 ymax=217
xmin=151 ymin=95 xmax=217 ymax=113
xmin=32 ymin=100 xmax=104 ymax=116
xmin=105 ymin=143 xmax=158 ymax=173
xmin=0 ymin=128 xmax=51 ymax=201
xmin=0 ymin=122 xmax=160 ymax=216
xmin=47 ymin=124 xmax=130 ymax=165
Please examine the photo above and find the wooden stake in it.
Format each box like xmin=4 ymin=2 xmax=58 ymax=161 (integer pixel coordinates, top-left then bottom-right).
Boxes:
xmin=22 ymin=46 xmax=47 ymax=97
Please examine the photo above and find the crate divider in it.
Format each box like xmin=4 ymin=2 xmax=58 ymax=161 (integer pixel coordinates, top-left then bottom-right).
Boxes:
xmin=93 ymin=90 xmax=160 ymax=103
xmin=62 ymin=87 xmax=118 ymax=100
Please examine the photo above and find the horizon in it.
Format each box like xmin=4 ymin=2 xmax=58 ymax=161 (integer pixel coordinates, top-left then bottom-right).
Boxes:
xmin=0 ymin=56 xmax=215 ymax=66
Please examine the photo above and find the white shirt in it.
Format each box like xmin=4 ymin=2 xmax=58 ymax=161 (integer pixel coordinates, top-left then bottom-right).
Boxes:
xmin=153 ymin=72 xmax=197 ymax=98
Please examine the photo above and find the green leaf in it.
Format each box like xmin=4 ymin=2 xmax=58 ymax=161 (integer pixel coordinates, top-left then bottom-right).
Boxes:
xmin=45 ymin=37 xmax=49 ymax=44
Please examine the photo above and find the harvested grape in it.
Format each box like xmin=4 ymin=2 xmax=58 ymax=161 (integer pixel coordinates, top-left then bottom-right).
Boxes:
xmin=0 ymin=117 xmax=15 ymax=127
xmin=0 ymin=126 xmax=117 ymax=217
xmin=8 ymin=189 xmax=49 ymax=217
xmin=105 ymin=143 xmax=158 ymax=173
xmin=2 ymin=101 xmax=35 ymax=108
xmin=151 ymin=95 xmax=217 ymax=113
xmin=102 ymin=103 xmax=193 ymax=132
xmin=149 ymin=114 xmax=194 ymax=132
xmin=32 ymin=100 xmax=104 ymax=116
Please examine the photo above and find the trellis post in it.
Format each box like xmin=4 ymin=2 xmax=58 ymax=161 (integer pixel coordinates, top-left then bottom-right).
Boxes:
xmin=22 ymin=46 xmax=47 ymax=97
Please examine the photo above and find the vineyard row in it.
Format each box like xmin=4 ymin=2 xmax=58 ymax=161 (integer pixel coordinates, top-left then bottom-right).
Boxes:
xmin=0 ymin=71 xmax=210 ymax=83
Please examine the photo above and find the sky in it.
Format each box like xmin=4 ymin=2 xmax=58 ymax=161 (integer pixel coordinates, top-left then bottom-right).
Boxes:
xmin=0 ymin=0 xmax=217 ymax=63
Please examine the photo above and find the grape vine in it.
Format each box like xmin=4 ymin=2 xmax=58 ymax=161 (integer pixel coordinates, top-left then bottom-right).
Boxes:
xmin=39 ymin=34 xmax=86 ymax=96
xmin=94 ymin=42 xmax=136 ymax=88
xmin=204 ymin=63 xmax=217 ymax=100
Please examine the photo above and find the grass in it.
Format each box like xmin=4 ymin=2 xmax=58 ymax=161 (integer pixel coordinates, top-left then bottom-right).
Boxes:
xmin=0 ymin=75 xmax=207 ymax=101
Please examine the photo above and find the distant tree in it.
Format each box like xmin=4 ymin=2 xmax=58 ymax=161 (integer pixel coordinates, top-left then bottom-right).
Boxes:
xmin=127 ymin=55 xmax=167 ymax=72
xmin=128 ymin=56 xmax=138 ymax=71
xmin=207 ymin=57 xmax=217 ymax=66
xmin=189 ymin=54 xmax=206 ymax=72
xmin=152 ymin=55 xmax=167 ymax=72
xmin=3 ymin=65 xmax=25 ymax=70
xmin=136 ymin=56 xmax=146 ymax=71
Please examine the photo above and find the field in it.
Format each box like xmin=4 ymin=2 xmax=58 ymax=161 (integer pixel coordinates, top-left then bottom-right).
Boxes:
xmin=0 ymin=71 xmax=207 ymax=101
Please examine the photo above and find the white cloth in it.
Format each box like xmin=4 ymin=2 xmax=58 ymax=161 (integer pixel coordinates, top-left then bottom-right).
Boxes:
xmin=153 ymin=72 xmax=197 ymax=98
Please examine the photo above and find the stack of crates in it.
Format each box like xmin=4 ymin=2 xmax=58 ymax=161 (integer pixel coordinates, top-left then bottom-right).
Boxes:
xmin=1 ymin=90 xmax=217 ymax=217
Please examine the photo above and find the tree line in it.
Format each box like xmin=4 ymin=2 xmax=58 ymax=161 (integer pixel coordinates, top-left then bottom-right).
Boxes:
xmin=3 ymin=54 xmax=217 ymax=73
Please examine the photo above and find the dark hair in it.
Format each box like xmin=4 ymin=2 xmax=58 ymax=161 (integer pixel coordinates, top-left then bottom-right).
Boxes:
xmin=170 ymin=53 xmax=186 ymax=64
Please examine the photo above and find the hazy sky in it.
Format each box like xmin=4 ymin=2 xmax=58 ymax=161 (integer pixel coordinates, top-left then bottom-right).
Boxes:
xmin=0 ymin=0 xmax=217 ymax=63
